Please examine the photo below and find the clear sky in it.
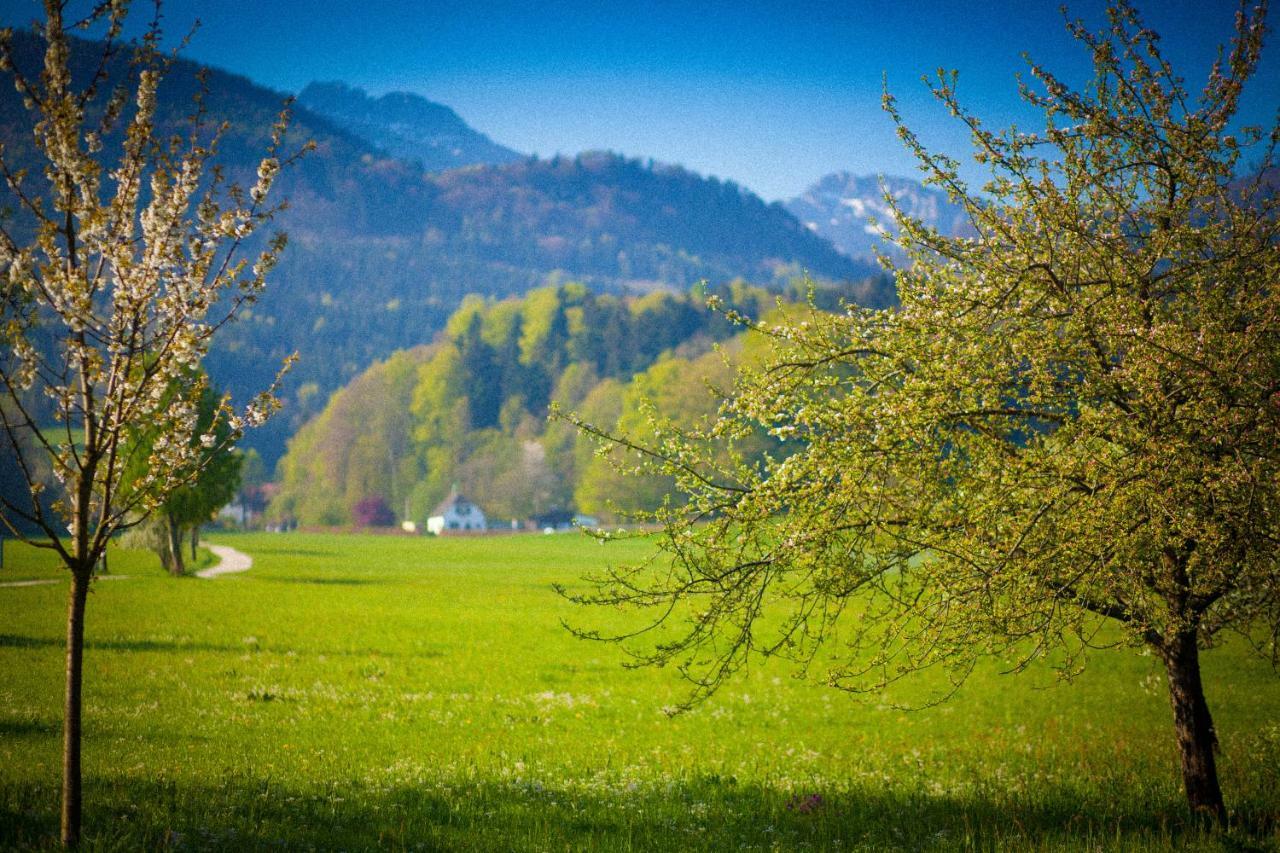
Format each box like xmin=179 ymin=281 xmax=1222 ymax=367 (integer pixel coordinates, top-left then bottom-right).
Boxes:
xmin=1 ymin=0 xmax=1276 ymax=200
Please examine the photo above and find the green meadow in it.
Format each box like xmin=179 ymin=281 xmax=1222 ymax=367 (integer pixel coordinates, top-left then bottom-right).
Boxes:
xmin=1 ymin=532 xmax=1278 ymax=851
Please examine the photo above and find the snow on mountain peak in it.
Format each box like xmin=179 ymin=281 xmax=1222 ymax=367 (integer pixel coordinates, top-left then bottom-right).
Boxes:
xmin=784 ymin=173 xmax=970 ymax=262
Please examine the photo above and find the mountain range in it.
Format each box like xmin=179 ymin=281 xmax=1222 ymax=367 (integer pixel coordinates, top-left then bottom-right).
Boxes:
xmin=0 ymin=30 xmax=965 ymax=466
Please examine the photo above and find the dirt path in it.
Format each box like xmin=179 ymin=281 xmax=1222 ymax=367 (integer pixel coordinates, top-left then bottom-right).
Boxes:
xmin=195 ymin=544 xmax=253 ymax=579
xmin=0 ymin=577 xmax=61 ymax=588
xmin=0 ymin=544 xmax=251 ymax=587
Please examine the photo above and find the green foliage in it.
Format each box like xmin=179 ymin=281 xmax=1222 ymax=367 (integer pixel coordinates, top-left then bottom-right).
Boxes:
xmin=575 ymin=347 xmax=743 ymax=517
xmin=568 ymin=378 xmax=626 ymax=517
xmin=200 ymin=148 xmax=889 ymax=467
xmin=238 ymin=449 xmax=267 ymax=491
xmin=565 ymin=0 xmax=1279 ymax=820
xmin=274 ymin=282 xmax=799 ymax=527
xmin=1 ymin=533 xmax=1278 ymax=849
xmin=127 ymin=382 xmax=244 ymax=574
xmin=273 ymin=347 xmax=434 ymax=527
xmin=161 ymin=388 xmax=244 ymax=531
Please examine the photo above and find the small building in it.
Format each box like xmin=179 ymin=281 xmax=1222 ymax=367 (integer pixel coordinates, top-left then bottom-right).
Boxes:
xmin=427 ymin=490 xmax=487 ymax=535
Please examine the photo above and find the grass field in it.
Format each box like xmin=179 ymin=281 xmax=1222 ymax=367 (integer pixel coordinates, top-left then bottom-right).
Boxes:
xmin=1 ymin=532 xmax=1278 ymax=851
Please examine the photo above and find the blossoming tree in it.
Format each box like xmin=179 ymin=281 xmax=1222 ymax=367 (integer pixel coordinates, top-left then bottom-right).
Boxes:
xmin=0 ymin=2 xmax=304 ymax=845
xmin=566 ymin=1 xmax=1278 ymax=825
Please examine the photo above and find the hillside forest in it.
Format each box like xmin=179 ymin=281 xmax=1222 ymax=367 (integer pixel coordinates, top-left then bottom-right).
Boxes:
xmin=268 ymin=281 xmax=851 ymax=527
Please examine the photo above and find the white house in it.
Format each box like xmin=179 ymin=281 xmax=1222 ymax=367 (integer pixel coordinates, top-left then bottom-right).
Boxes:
xmin=427 ymin=490 xmax=487 ymax=535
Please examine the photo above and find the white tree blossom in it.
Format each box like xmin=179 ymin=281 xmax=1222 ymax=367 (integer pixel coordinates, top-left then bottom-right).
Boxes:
xmin=0 ymin=3 xmax=306 ymax=845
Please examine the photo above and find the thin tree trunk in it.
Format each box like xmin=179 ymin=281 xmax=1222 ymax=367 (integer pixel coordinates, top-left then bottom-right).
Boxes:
xmin=167 ymin=517 xmax=185 ymax=576
xmin=61 ymin=568 xmax=90 ymax=848
xmin=1161 ymin=631 xmax=1227 ymax=826
xmin=190 ymin=526 xmax=198 ymax=562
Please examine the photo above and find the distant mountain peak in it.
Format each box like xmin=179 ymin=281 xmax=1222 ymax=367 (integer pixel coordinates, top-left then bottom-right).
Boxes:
xmin=785 ymin=172 xmax=971 ymax=262
xmin=299 ymin=82 xmax=470 ymax=134
xmin=297 ymin=80 xmax=521 ymax=172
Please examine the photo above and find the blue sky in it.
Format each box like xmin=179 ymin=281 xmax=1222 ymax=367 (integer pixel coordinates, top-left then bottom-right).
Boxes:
xmin=2 ymin=1 xmax=1276 ymax=200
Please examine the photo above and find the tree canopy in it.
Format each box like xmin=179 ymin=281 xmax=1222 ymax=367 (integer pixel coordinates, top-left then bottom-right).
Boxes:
xmin=125 ymin=377 xmax=244 ymax=574
xmin=566 ymin=0 xmax=1279 ymax=825
xmin=271 ymin=282 xmax=794 ymax=527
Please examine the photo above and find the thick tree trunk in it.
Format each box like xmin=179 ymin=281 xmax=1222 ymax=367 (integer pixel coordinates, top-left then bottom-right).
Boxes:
xmin=167 ymin=517 xmax=185 ymax=576
xmin=1161 ymin=631 xmax=1226 ymax=826
xmin=61 ymin=569 xmax=90 ymax=848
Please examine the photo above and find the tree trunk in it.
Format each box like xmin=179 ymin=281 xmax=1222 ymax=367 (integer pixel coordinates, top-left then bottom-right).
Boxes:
xmin=190 ymin=526 xmax=198 ymax=562
xmin=1161 ymin=631 xmax=1227 ymax=826
xmin=167 ymin=517 xmax=185 ymax=576
xmin=61 ymin=568 xmax=90 ymax=848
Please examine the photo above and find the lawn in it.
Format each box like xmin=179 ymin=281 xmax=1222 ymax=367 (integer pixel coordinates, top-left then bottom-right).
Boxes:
xmin=1 ymin=532 xmax=1278 ymax=851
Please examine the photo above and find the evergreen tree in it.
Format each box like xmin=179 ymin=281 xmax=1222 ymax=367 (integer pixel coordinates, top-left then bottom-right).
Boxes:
xmin=458 ymin=313 xmax=502 ymax=429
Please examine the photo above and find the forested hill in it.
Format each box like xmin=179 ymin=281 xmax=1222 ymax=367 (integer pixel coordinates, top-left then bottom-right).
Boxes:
xmin=0 ymin=30 xmax=888 ymax=465
xmin=271 ymin=281 xmax=799 ymax=528
xmin=215 ymin=150 xmax=887 ymax=464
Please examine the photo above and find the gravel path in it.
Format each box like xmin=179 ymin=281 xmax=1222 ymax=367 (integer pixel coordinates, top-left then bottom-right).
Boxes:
xmin=0 ymin=544 xmax=251 ymax=586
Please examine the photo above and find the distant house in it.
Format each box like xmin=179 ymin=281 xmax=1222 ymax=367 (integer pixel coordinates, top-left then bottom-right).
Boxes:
xmin=427 ymin=490 xmax=487 ymax=535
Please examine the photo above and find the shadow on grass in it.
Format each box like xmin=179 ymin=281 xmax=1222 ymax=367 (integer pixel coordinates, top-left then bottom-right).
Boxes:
xmin=260 ymin=547 xmax=344 ymax=559
xmin=2 ymin=774 xmax=1275 ymax=852
xmin=0 ymin=634 xmax=244 ymax=655
xmin=266 ymin=576 xmax=386 ymax=586
xmin=0 ymin=719 xmax=58 ymax=737
xmin=0 ymin=632 xmax=412 ymax=661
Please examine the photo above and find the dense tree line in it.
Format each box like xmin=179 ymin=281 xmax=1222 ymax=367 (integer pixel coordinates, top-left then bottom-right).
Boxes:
xmin=270 ymin=282 xmax=797 ymax=527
